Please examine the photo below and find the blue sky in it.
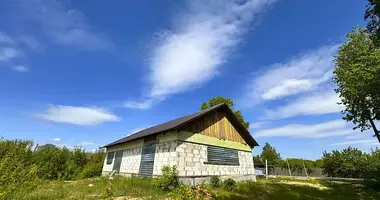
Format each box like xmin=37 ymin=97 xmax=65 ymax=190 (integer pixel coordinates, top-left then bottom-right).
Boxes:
xmin=0 ymin=0 xmax=378 ymax=159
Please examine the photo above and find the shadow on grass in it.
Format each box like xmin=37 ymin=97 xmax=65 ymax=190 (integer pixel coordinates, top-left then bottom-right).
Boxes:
xmin=212 ymin=180 xmax=380 ymax=200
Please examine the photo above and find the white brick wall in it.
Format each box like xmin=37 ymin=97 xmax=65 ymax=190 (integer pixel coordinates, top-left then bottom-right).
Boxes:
xmin=176 ymin=142 xmax=255 ymax=177
xmin=153 ymin=141 xmax=178 ymax=175
xmin=102 ymin=146 xmax=142 ymax=174
xmin=103 ymin=139 xmax=255 ymax=178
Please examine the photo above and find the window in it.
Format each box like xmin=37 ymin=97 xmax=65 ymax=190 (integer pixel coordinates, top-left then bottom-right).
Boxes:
xmin=206 ymin=146 xmax=239 ymax=165
xmin=106 ymin=152 xmax=115 ymax=164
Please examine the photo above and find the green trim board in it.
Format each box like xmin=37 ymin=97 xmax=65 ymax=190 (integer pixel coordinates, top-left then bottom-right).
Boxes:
xmin=107 ymin=139 xmax=144 ymax=151
xmin=178 ymin=131 xmax=252 ymax=152
xmin=106 ymin=131 xmax=252 ymax=152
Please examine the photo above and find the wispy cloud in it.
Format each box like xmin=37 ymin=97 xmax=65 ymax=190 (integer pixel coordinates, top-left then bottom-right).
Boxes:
xmin=261 ymin=90 xmax=344 ymax=120
xmin=78 ymin=141 xmax=96 ymax=146
xmin=124 ymin=0 xmax=276 ymax=109
xmin=52 ymin=138 xmax=61 ymax=142
xmin=254 ymin=119 xmax=354 ymax=138
xmin=249 ymin=121 xmax=269 ymax=129
xmin=330 ymin=139 xmax=378 ymax=146
xmin=0 ymin=32 xmax=14 ymax=44
xmin=12 ymin=65 xmax=28 ymax=72
xmin=20 ymin=0 xmax=111 ymax=50
xmin=0 ymin=47 xmax=18 ymax=61
xmin=123 ymin=99 xmax=153 ymax=110
xmin=243 ymin=44 xmax=338 ymax=106
xmin=36 ymin=105 xmax=120 ymax=126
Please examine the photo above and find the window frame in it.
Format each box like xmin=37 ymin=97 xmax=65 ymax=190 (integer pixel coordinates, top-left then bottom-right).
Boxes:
xmin=204 ymin=146 xmax=240 ymax=166
xmin=106 ymin=151 xmax=115 ymax=164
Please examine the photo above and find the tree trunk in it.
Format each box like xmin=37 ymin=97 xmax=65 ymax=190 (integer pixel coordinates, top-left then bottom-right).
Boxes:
xmin=369 ymin=118 xmax=380 ymax=143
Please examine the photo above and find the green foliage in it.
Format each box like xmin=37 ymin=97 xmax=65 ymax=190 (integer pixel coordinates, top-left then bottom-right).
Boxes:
xmin=365 ymin=0 xmax=380 ymax=46
xmin=210 ymin=176 xmax=221 ymax=188
xmin=0 ymin=139 xmax=37 ymax=200
xmin=222 ymin=178 xmax=236 ymax=191
xmin=80 ymin=150 xmax=105 ymax=179
xmin=200 ymin=96 xmax=250 ymax=129
xmin=322 ymin=147 xmax=370 ymax=178
xmin=153 ymin=165 xmax=179 ymax=191
xmin=259 ymin=142 xmax=282 ymax=167
xmin=333 ymin=27 xmax=380 ymax=140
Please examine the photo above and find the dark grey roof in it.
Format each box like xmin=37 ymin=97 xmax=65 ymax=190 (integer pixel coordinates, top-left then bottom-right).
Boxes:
xmin=103 ymin=103 xmax=259 ymax=148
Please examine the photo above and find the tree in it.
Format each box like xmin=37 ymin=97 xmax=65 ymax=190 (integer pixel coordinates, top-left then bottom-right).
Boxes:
xmin=365 ymin=0 xmax=380 ymax=46
xmin=260 ymin=142 xmax=282 ymax=167
xmin=333 ymin=27 xmax=380 ymax=143
xmin=200 ymin=96 xmax=250 ymax=129
xmin=322 ymin=147 xmax=370 ymax=178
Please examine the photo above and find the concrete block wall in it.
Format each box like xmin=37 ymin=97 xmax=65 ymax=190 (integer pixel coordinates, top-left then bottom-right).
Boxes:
xmin=120 ymin=147 xmax=142 ymax=174
xmin=153 ymin=140 xmax=178 ymax=175
xmin=102 ymin=146 xmax=142 ymax=174
xmin=176 ymin=142 xmax=255 ymax=177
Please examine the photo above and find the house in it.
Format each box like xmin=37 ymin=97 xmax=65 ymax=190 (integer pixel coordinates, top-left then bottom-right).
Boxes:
xmin=102 ymin=103 xmax=259 ymax=183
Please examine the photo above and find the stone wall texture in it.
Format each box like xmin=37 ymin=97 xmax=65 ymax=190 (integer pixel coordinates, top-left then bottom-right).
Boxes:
xmin=176 ymin=142 xmax=255 ymax=177
xmin=102 ymin=146 xmax=142 ymax=174
xmin=103 ymin=139 xmax=255 ymax=179
xmin=153 ymin=141 xmax=178 ymax=175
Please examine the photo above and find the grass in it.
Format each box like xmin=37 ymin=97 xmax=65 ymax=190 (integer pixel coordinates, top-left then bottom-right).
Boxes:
xmin=23 ymin=176 xmax=166 ymax=200
xmin=22 ymin=176 xmax=380 ymax=200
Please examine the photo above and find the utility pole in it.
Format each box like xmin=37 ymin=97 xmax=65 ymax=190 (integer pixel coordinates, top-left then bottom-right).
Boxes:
xmin=286 ymin=159 xmax=292 ymax=178
xmin=265 ymin=159 xmax=268 ymax=179
xmin=302 ymin=162 xmax=309 ymax=179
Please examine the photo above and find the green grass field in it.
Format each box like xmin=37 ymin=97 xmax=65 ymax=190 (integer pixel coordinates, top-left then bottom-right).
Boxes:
xmin=23 ymin=177 xmax=380 ymax=200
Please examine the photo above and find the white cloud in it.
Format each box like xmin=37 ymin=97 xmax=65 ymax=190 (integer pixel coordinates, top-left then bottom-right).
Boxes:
xmin=12 ymin=65 xmax=28 ymax=72
xmin=0 ymin=47 xmax=18 ymax=61
xmin=36 ymin=105 xmax=120 ymax=126
xmin=0 ymin=32 xmax=14 ymax=44
xmin=330 ymin=139 xmax=379 ymax=146
xmin=145 ymin=0 xmax=276 ymax=100
xmin=344 ymin=134 xmax=367 ymax=140
xmin=52 ymin=138 xmax=61 ymax=142
xmin=243 ymin=44 xmax=338 ymax=105
xmin=78 ymin=141 xmax=96 ymax=146
xmin=261 ymin=90 xmax=344 ymax=120
xmin=124 ymin=99 xmax=153 ymax=110
xmin=249 ymin=122 xmax=269 ymax=129
xmin=254 ymin=119 xmax=355 ymax=138
xmin=20 ymin=0 xmax=110 ymax=50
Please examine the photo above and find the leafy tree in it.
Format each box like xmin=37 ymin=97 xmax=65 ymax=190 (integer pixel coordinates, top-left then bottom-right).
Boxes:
xmin=322 ymin=147 xmax=369 ymax=178
xmin=260 ymin=142 xmax=282 ymax=167
xmin=333 ymin=27 xmax=380 ymax=143
xmin=365 ymin=0 xmax=380 ymax=46
xmin=0 ymin=139 xmax=37 ymax=199
xmin=200 ymin=96 xmax=250 ymax=129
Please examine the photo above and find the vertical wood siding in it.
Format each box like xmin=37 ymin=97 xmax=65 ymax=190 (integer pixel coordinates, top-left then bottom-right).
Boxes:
xmin=182 ymin=111 xmax=246 ymax=144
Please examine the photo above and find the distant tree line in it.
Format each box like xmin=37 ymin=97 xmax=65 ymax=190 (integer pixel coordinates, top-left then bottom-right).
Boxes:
xmin=255 ymin=142 xmax=380 ymax=182
xmin=0 ymin=139 xmax=105 ymax=199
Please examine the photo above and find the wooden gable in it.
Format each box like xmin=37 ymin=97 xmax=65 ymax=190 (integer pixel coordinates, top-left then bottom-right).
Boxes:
xmin=181 ymin=109 xmax=246 ymax=144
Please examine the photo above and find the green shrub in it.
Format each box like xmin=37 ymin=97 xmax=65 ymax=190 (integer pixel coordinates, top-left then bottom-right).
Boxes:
xmin=210 ymin=176 xmax=221 ymax=188
xmin=80 ymin=150 xmax=105 ymax=178
xmin=0 ymin=139 xmax=37 ymax=200
xmin=222 ymin=178 xmax=236 ymax=191
xmin=153 ymin=165 xmax=179 ymax=191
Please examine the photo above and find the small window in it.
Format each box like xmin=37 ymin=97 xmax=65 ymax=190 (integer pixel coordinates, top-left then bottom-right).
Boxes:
xmin=106 ymin=152 xmax=115 ymax=164
xmin=206 ymin=146 xmax=239 ymax=165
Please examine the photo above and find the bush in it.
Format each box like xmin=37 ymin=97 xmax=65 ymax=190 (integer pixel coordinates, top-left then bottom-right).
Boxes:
xmin=0 ymin=139 xmax=37 ymax=200
xmin=153 ymin=166 xmax=179 ymax=191
xmin=80 ymin=150 xmax=105 ymax=178
xmin=222 ymin=178 xmax=236 ymax=191
xmin=210 ymin=176 xmax=221 ymax=188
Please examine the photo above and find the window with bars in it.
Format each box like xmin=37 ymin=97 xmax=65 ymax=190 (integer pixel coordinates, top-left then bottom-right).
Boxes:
xmin=206 ymin=146 xmax=239 ymax=165
xmin=106 ymin=151 xmax=115 ymax=164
